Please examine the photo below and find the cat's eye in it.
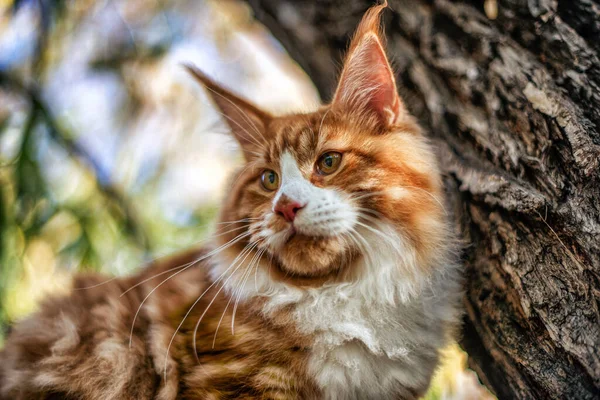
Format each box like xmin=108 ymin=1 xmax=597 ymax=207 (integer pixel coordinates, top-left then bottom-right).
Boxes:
xmin=261 ymin=169 xmax=279 ymax=191
xmin=316 ymin=152 xmax=342 ymax=175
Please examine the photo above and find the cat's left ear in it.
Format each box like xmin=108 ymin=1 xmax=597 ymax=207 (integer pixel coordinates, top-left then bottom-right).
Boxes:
xmin=331 ymin=1 xmax=404 ymax=130
xmin=185 ymin=64 xmax=271 ymax=161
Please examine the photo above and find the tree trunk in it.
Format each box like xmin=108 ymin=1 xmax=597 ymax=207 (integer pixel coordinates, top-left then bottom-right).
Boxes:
xmin=246 ymin=0 xmax=600 ymax=398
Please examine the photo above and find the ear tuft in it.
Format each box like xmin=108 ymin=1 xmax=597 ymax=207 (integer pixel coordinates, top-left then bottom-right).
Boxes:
xmin=332 ymin=1 xmax=404 ymax=130
xmin=347 ymin=0 xmax=389 ymax=55
xmin=184 ymin=64 xmax=271 ymax=160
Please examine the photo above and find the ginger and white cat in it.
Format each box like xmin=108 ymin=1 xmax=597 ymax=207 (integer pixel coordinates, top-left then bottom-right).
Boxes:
xmin=0 ymin=3 xmax=462 ymax=399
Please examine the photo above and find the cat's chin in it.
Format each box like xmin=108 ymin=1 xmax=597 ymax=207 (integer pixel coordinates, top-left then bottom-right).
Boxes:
xmin=270 ymin=232 xmax=355 ymax=279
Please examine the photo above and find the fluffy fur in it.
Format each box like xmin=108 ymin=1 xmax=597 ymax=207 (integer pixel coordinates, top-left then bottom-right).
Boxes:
xmin=0 ymin=2 xmax=462 ymax=399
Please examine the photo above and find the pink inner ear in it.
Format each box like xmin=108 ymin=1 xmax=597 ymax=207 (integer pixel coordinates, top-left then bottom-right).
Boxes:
xmin=364 ymin=39 xmax=399 ymax=116
xmin=334 ymin=34 xmax=401 ymax=126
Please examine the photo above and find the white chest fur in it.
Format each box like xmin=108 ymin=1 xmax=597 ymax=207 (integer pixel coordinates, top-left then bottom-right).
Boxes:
xmin=261 ymin=256 xmax=460 ymax=399
xmin=218 ymin=223 xmax=462 ymax=399
xmin=288 ymin=282 xmax=451 ymax=400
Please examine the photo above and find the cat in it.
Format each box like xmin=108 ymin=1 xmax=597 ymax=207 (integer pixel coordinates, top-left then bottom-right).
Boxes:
xmin=0 ymin=2 xmax=462 ymax=399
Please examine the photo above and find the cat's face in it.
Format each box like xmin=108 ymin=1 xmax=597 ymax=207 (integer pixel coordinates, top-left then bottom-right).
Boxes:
xmin=187 ymin=2 xmax=446 ymax=286
xmin=231 ymin=113 xmax=363 ymax=279
xmin=216 ymin=111 xmax=443 ymax=282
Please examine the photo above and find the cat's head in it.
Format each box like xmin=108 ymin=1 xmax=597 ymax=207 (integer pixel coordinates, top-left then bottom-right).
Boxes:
xmin=187 ymin=3 xmax=447 ymax=292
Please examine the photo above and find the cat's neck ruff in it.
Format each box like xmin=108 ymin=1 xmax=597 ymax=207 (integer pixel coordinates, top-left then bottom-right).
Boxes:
xmin=212 ymin=220 xmax=458 ymax=399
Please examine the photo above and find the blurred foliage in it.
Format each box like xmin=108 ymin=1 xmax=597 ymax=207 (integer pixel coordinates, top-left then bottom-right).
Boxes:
xmin=0 ymin=0 xmax=245 ymax=341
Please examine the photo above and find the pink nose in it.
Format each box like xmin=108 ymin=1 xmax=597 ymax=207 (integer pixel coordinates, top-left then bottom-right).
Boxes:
xmin=274 ymin=198 xmax=305 ymax=222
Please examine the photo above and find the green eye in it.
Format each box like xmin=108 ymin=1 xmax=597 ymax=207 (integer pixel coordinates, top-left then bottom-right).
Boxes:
xmin=317 ymin=152 xmax=342 ymax=175
xmin=261 ymin=169 xmax=279 ymax=191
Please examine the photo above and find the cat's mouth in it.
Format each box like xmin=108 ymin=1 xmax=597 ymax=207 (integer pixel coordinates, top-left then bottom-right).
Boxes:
xmin=282 ymin=226 xmax=331 ymax=246
xmin=284 ymin=226 xmax=297 ymax=244
xmin=265 ymin=229 xmax=356 ymax=280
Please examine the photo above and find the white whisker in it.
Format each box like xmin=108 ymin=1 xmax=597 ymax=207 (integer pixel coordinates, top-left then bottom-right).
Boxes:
xmin=349 ymin=190 xmax=386 ymax=202
xmin=215 ymin=217 xmax=259 ymax=226
xmin=231 ymin=247 xmax=266 ymax=334
xmin=401 ymin=185 xmax=448 ymax=215
xmin=128 ymin=230 xmax=252 ymax=349
xmin=74 ymin=224 xmax=250 ymax=292
xmin=348 ymin=228 xmax=375 ymax=271
xmin=211 ymin=241 xmax=262 ymax=347
xmin=354 ymin=207 xmax=383 ymax=218
xmin=120 ymin=225 xmax=251 ymax=297
xmin=191 ymin=241 xmax=260 ymax=358
xmin=355 ymin=218 xmax=403 ymax=258
xmin=162 ymin=239 xmax=258 ymax=381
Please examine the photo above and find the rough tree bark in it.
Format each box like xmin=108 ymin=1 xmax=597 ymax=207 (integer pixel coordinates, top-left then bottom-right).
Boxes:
xmin=245 ymin=0 xmax=600 ymax=399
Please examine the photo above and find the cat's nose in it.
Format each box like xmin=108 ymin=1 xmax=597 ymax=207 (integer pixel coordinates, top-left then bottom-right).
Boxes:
xmin=274 ymin=197 xmax=305 ymax=223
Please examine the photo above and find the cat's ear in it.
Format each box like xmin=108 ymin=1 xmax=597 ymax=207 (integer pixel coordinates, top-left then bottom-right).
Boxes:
xmin=185 ymin=64 xmax=271 ymax=160
xmin=331 ymin=1 xmax=403 ymax=130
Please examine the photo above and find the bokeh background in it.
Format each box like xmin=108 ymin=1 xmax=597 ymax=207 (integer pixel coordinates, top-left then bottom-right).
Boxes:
xmin=0 ymin=1 xmax=492 ymax=398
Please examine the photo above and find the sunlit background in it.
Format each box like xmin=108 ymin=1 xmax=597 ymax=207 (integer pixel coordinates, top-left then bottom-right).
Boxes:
xmin=0 ymin=1 xmax=492 ymax=398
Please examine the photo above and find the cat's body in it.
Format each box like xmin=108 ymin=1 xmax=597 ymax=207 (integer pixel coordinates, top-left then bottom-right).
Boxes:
xmin=0 ymin=239 xmax=459 ymax=400
xmin=0 ymin=249 xmax=318 ymax=399
xmin=0 ymin=3 xmax=462 ymax=399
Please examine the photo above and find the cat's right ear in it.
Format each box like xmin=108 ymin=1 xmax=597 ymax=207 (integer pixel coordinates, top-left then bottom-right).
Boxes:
xmin=185 ymin=64 xmax=271 ymax=160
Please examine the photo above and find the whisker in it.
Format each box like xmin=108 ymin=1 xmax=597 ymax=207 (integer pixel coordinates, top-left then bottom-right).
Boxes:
xmin=231 ymin=247 xmax=265 ymax=334
xmin=355 ymin=219 xmax=403 ymax=257
xmin=161 ymin=239 xmax=258 ymax=381
xmin=354 ymin=207 xmax=383 ymax=218
xmin=401 ymin=185 xmax=448 ymax=216
xmin=247 ymin=149 xmax=264 ymax=158
xmin=128 ymin=230 xmax=252 ymax=349
xmin=211 ymin=293 xmax=236 ymax=349
xmin=261 ymin=251 xmax=275 ymax=295
xmin=227 ymin=251 xmax=260 ymax=337
xmin=355 ymin=219 xmax=391 ymax=241
xmin=352 ymin=187 xmax=447 ymax=216
xmin=212 ymin=242 xmax=263 ymax=347
xmin=349 ymin=190 xmax=387 ymax=202
xmin=191 ymin=240 xmax=261 ymax=359
xmin=215 ymin=217 xmax=259 ymax=226
xmin=72 ymin=276 xmax=119 ymax=290
xmin=74 ymin=224 xmax=253 ymax=292
xmin=348 ymin=228 xmax=374 ymax=269
xmin=254 ymin=248 xmax=267 ymax=293
xmin=120 ymin=224 xmax=251 ymax=297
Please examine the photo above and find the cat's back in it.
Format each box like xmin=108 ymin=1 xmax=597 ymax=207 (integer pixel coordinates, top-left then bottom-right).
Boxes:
xmin=0 ymin=248 xmax=208 ymax=400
